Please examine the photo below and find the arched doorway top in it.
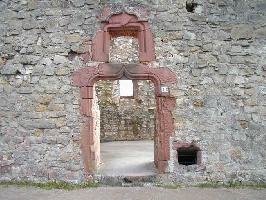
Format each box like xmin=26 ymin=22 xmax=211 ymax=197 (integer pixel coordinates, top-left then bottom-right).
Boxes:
xmin=99 ymin=4 xmax=149 ymax=22
xmin=92 ymin=12 xmax=155 ymax=62
xmin=104 ymin=12 xmax=138 ymax=25
xmin=73 ymin=64 xmax=177 ymax=96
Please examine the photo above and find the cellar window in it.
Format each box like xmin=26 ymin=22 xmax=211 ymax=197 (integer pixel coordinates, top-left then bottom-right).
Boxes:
xmin=178 ymin=148 xmax=198 ymax=165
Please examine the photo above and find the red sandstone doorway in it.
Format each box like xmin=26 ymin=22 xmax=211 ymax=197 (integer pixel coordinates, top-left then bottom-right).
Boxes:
xmin=73 ymin=63 xmax=177 ymax=177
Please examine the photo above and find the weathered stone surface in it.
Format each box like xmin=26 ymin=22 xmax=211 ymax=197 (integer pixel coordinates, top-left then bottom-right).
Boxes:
xmin=71 ymin=0 xmax=85 ymax=7
xmin=19 ymin=55 xmax=40 ymax=65
xmin=44 ymin=66 xmax=55 ymax=75
xmin=22 ymin=19 xmax=37 ymax=30
xmin=231 ymin=25 xmax=253 ymax=40
xmin=44 ymin=20 xmax=59 ymax=33
xmin=55 ymin=67 xmax=70 ymax=76
xmin=53 ymin=55 xmax=68 ymax=65
xmin=19 ymin=119 xmax=56 ymax=129
xmin=0 ymin=63 xmax=23 ymax=75
xmin=65 ymin=34 xmax=81 ymax=43
xmin=0 ymin=0 xmax=265 ymax=184
xmin=35 ymin=104 xmax=47 ymax=112
xmin=234 ymin=76 xmax=245 ymax=85
xmin=0 ymin=57 xmax=4 ymax=66
xmin=254 ymin=27 xmax=266 ymax=39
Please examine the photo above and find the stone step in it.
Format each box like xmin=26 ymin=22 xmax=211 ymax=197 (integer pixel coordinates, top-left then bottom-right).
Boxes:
xmin=94 ymin=175 xmax=158 ymax=186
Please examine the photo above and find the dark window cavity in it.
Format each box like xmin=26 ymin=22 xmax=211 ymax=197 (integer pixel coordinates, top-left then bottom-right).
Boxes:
xmin=186 ymin=0 xmax=198 ymax=13
xmin=178 ymin=148 xmax=198 ymax=165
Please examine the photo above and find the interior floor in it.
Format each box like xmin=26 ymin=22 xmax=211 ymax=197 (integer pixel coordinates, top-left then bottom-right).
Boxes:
xmin=98 ymin=140 xmax=156 ymax=176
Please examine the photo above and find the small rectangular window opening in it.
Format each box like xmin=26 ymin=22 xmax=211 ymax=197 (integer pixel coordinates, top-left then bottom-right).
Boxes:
xmin=178 ymin=148 xmax=198 ymax=166
xmin=119 ymin=80 xmax=133 ymax=97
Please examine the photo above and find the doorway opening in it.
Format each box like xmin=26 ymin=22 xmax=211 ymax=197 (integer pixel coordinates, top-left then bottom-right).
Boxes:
xmin=72 ymin=63 xmax=177 ymax=176
xmin=96 ymin=79 xmax=156 ymax=176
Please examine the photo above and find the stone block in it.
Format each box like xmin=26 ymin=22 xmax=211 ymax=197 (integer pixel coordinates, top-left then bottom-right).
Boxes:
xmin=19 ymin=55 xmax=40 ymax=65
xmin=230 ymin=148 xmax=242 ymax=161
xmin=37 ymin=95 xmax=53 ymax=105
xmin=35 ymin=104 xmax=47 ymax=112
xmin=232 ymin=88 xmax=244 ymax=96
xmin=81 ymin=99 xmax=92 ymax=116
xmin=48 ymin=103 xmax=65 ymax=111
xmin=55 ymin=67 xmax=70 ymax=76
xmin=231 ymin=25 xmax=253 ymax=40
xmin=200 ymin=77 xmax=214 ymax=85
xmin=80 ymin=87 xmax=93 ymax=99
xmin=22 ymin=19 xmax=37 ymax=30
xmin=44 ymin=20 xmax=59 ymax=33
xmin=16 ymin=11 xmax=28 ymax=19
xmin=183 ymin=31 xmax=196 ymax=40
xmin=43 ymin=136 xmax=57 ymax=144
xmin=216 ymin=63 xmax=228 ymax=75
xmin=254 ymin=27 xmax=266 ymax=39
xmin=193 ymin=99 xmax=204 ymax=107
xmin=0 ymin=57 xmax=4 ymax=66
xmin=71 ymin=0 xmax=85 ymax=7
xmin=20 ymin=119 xmax=56 ymax=129
xmin=44 ymin=66 xmax=55 ymax=75
xmin=59 ymin=85 xmax=71 ymax=94
xmin=18 ymin=87 xmax=33 ymax=94
xmin=219 ymin=53 xmax=231 ymax=63
xmin=234 ymin=76 xmax=245 ymax=85
xmin=55 ymin=118 xmax=67 ymax=128
xmin=0 ymin=63 xmax=23 ymax=75
xmin=54 ymin=55 xmax=68 ymax=64
xmin=65 ymin=34 xmax=82 ymax=43
xmin=231 ymin=56 xmax=245 ymax=64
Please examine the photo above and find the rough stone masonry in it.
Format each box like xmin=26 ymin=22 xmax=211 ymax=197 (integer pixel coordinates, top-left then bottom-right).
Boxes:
xmin=0 ymin=0 xmax=266 ymax=184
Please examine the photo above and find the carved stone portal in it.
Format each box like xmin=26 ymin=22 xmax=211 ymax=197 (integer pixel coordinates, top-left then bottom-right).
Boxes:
xmin=73 ymin=64 xmax=177 ymax=175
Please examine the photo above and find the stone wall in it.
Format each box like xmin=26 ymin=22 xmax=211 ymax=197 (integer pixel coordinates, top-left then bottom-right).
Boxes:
xmin=0 ymin=0 xmax=265 ymax=183
xmin=109 ymin=36 xmax=139 ymax=63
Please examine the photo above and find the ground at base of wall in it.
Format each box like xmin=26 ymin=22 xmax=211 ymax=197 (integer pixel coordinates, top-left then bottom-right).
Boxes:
xmin=1 ymin=185 xmax=266 ymax=200
xmin=94 ymin=175 xmax=266 ymax=188
xmin=1 ymin=178 xmax=266 ymax=189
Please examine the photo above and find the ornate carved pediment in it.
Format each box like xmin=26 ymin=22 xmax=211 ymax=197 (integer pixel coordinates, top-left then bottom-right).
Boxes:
xmin=92 ymin=11 xmax=155 ymax=62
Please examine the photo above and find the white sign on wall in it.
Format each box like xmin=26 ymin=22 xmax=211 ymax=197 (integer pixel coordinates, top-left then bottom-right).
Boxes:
xmin=161 ymin=86 xmax=169 ymax=93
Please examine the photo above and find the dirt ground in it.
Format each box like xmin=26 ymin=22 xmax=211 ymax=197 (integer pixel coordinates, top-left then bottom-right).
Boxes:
xmin=1 ymin=186 xmax=265 ymax=200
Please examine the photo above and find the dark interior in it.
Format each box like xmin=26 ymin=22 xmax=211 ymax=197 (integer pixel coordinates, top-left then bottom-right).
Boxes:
xmin=178 ymin=148 xmax=198 ymax=165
